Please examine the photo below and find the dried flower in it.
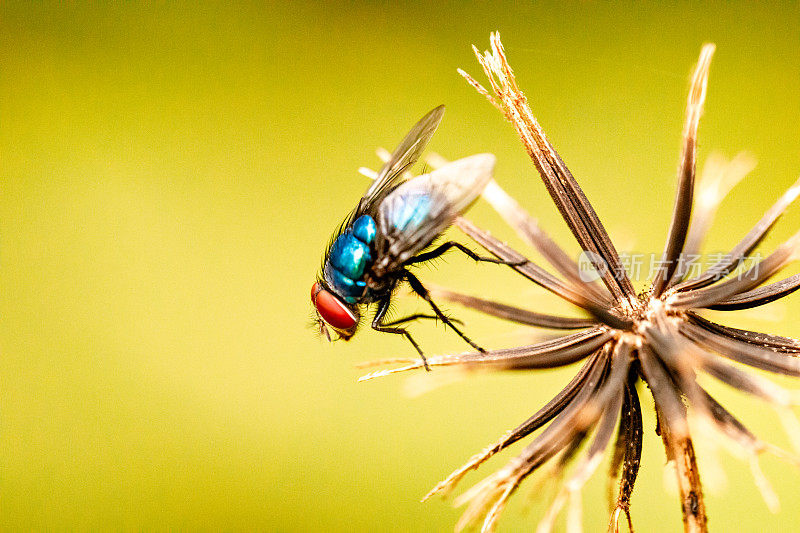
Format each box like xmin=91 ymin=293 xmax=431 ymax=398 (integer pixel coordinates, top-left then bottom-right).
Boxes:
xmin=361 ymin=33 xmax=800 ymax=532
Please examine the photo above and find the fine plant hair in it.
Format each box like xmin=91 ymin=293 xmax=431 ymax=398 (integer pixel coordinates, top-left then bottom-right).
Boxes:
xmin=360 ymin=33 xmax=800 ymax=532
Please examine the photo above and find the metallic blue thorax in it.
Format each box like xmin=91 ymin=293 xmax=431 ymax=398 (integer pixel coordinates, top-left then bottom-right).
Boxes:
xmin=325 ymin=215 xmax=377 ymax=303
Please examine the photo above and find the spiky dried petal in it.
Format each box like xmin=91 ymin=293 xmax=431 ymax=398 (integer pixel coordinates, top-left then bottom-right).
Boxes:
xmin=465 ymin=33 xmax=637 ymax=304
xmin=428 ymin=286 xmax=598 ymax=329
xmin=653 ymin=44 xmax=715 ymax=296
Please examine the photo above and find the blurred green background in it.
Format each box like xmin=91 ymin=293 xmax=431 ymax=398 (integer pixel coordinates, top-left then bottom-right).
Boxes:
xmin=2 ymin=2 xmax=800 ymax=531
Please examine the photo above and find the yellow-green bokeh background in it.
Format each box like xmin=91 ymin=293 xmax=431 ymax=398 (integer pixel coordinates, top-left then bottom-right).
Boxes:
xmin=3 ymin=2 xmax=800 ymax=531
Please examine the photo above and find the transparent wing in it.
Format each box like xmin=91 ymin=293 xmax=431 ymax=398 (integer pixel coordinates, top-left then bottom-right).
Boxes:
xmin=377 ymin=154 xmax=496 ymax=268
xmin=358 ymin=105 xmax=445 ymax=214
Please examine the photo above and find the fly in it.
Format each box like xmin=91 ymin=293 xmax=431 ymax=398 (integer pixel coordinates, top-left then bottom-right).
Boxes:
xmin=310 ymin=105 xmax=514 ymax=369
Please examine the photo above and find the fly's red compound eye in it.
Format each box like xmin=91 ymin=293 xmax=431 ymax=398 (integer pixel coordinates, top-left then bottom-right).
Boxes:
xmin=311 ymin=282 xmax=322 ymax=302
xmin=311 ymin=283 xmax=357 ymax=330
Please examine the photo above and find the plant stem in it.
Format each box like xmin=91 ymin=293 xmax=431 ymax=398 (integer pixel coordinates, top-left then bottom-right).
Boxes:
xmin=659 ymin=412 xmax=708 ymax=532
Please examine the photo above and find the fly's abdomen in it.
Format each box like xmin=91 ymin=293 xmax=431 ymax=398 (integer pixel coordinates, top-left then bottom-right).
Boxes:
xmin=329 ymin=233 xmax=372 ymax=279
xmin=324 ymin=215 xmax=377 ymax=303
xmin=352 ymin=214 xmax=377 ymax=244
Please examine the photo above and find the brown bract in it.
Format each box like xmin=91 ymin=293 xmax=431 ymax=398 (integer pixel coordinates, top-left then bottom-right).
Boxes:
xmin=361 ymin=33 xmax=800 ymax=533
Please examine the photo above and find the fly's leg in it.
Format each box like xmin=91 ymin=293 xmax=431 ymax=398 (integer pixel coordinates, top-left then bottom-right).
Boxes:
xmin=405 ymin=241 xmax=526 ymax=266
xmin=404 ymin=271 xmax=486 ymax=354
xmin=381 ymin=313 xmax=463 ymax=327
xmin=372 ymin=297 xmax=431 ymax=371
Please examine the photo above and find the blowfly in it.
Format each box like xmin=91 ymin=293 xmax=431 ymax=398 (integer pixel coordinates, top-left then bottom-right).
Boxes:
xmin=310 ymin=106 xmax=511 ymax=369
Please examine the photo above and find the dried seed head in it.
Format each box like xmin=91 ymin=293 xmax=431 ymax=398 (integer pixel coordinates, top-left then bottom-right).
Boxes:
xmin=360 ymin=33 xmax=800 ymax=532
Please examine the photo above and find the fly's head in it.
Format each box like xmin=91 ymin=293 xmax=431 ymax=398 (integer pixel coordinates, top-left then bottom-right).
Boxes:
xmin=310 ymin=281 xmax=360 ymax=342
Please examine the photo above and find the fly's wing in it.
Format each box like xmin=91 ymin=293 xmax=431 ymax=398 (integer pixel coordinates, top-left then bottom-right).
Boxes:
xmin=377 ymin=153 xmax=496 ymax=270
xmin=357 ymin=105 xmax=445 ymax=215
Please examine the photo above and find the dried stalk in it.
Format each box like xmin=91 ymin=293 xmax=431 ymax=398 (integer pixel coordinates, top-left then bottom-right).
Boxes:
xmin=660 ymin=413 xmax=708 ymax=533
